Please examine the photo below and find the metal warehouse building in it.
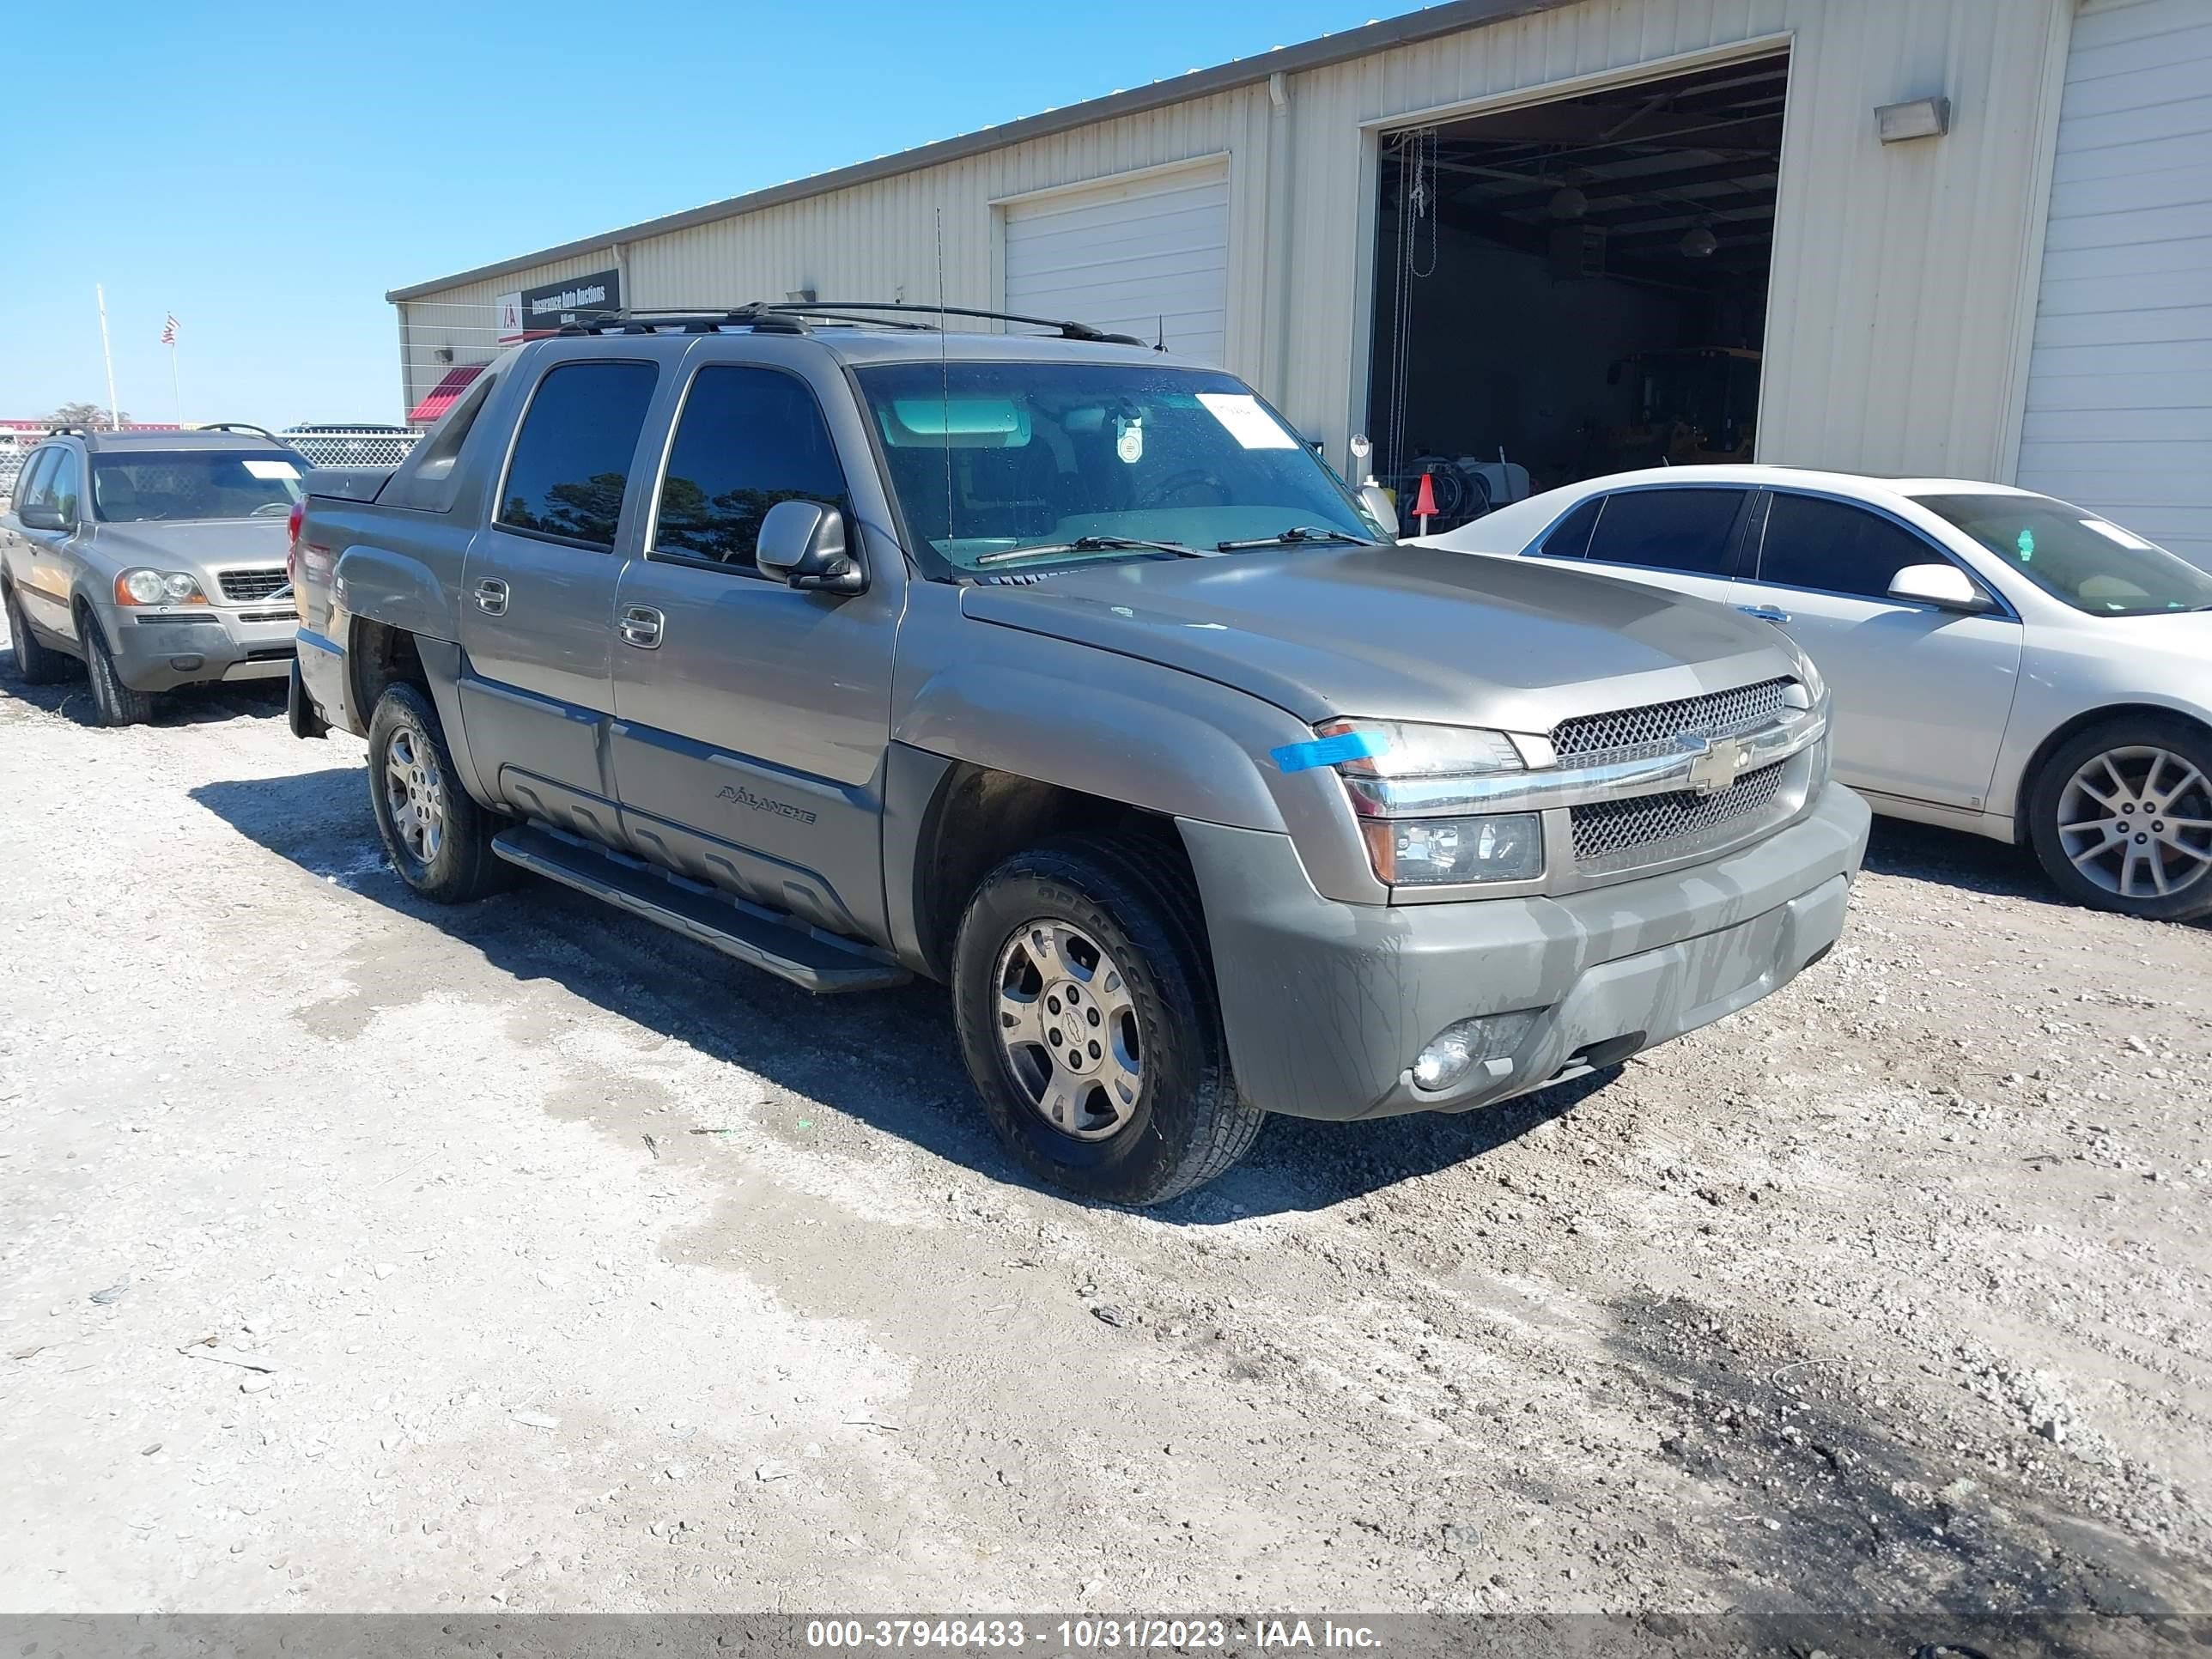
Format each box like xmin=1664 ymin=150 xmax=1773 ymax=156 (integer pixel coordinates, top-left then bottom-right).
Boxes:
xmin=390 ymin=0 xmax=2212 ymax=563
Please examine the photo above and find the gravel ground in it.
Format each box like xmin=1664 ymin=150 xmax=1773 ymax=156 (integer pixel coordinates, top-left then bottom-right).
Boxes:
xmin=1 ymin=639 xmax=2207 ymax=1619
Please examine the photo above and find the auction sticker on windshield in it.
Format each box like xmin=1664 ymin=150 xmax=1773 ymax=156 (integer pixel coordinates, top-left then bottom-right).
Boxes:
xmin=1197 ymin=392 xmax=1298 ymax=449
xmin=243 ymin=459 xmax=301 ymax=480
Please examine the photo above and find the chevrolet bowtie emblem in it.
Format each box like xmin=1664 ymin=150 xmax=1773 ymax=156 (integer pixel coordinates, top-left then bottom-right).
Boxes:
xmin=1677 ymin=731 xmax=1752 ymax=797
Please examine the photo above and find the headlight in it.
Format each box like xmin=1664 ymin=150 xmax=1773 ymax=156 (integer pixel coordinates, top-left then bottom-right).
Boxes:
xmin=1360 ymin=811 xmax=1544 ymax=885
xmin=115 ymin=568 xmax=207 ymax=606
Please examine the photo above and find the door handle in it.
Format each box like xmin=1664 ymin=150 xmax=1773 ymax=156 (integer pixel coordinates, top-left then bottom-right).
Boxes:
xmin=1736 ymin=604 xmax=1791 ymax=625
xmin=618 ymin=604 xmax=664 ymax=649
xmin=474 ymin=578 xmax=509 ymax=616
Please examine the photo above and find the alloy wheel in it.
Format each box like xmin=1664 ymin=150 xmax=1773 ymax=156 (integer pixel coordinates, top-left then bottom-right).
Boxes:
xmin=994 ymin=920 xmax=1143 ymax=1139
xmin=2056 ymin=744 xmax=2212 ymax=902
xmin=384 ymin=726 xmax=447 ymax=864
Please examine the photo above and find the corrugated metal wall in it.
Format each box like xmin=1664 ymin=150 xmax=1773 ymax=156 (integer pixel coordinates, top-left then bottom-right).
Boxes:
xmin=397 ymin=0 xmax=2074 ymax=485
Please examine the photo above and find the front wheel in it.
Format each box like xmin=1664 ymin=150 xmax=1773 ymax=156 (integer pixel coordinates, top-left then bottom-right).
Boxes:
xmin=365 ymin=681 xmax=513 ymax=903
xmin=82 ymin=617 xmax=154 ymax=726
xmin=951 ymin=834 xmax=1263 ymax=1206
xmin=2028 ymin=718 xmax=2212 ymax=923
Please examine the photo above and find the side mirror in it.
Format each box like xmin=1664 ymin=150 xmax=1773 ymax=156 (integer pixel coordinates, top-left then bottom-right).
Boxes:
xmin=757 ymin=500 xmax=864 ymax=593
xmin=1360 ymin=482 xmax=1401 ymax=540
xmin=1887 ymin=562 xmax=1992 ymax=613
xmin=17 ymin=502 xmax=67 ymax=532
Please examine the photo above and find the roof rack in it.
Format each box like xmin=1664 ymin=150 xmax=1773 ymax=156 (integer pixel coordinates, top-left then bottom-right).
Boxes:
xmin=555 ymin=300 xmax=1154 ymax=347
xmin=198 ymin=422 xmax=286 ymax=442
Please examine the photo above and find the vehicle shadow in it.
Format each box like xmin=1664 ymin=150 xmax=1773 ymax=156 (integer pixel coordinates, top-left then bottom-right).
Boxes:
xmin=1863 ymin=812 xmax=2210 ymax=932
xmin=188 ymin=763 xmax=1610 ymax=1221
xmin=1 ymin=642 xmax=289 ymax=727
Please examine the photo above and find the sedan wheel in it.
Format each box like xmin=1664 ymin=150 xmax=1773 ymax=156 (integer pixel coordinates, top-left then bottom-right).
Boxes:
xmin=2056 ymin=745 xmax=2212 ymax=904
xmin=2030 ymin=719 xmax=2212 ymax=923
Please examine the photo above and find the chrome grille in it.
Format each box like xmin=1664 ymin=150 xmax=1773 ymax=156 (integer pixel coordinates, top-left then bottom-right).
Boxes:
xmin=1552 ymin=678 xmax=1792 ymax=764
xmin=1571 ymin=759 xmax=1789 ymax=865
xmin=218 ymin=568 xmax=288 ymax=602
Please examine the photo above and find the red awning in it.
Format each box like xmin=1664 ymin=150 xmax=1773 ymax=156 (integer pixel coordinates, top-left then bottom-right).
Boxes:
xmin=407 ymin=363 xmax=486 ymax=428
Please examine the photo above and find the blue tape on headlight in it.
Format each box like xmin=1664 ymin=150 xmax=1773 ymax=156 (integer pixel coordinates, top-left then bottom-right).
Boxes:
xmin=1272 ymin=729 xmax=1386 ymax=773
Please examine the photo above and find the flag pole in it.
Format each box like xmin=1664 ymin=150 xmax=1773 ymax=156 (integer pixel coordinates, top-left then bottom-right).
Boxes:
xmin=169 ymin=340 xmax=181 ymax=429
xmin=96 ymin=284 xmax=122 ymax=430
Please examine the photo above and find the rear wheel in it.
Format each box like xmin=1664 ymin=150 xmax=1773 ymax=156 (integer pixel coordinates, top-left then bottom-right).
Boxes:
xmin=81 ymin=615 xmax=154 ymax=726
xmin=3 ymin=585 xmax=68 ymax=685
xmin=951 ymin=833 xmax=1262 ymax=1206
xmin=366 ymin=681 xmax=513 ymax=903
xmin=2028 ymin=717 xmax=2212 ymax=923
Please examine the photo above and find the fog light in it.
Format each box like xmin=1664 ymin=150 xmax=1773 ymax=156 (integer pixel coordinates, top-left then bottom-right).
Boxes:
xmin=1410 ymin=1010 xmax=1541 ymax=1092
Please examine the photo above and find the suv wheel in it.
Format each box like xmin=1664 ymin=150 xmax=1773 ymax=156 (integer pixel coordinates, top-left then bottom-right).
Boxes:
xmin=3 ymin=585 xmax=68 ymax=685
xmin=2028 ymin=716 xmax=2212 ymax=923
xmin=952 ymin=834 xmax=1263 ymax=1206
xmin=81 ymin=615 xmax=154 ymax=726
xmin=366 ymin=682 xmax=513 ymax=903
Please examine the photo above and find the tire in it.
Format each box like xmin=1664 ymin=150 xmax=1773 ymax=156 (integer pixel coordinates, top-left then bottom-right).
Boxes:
xmin=951 ymin=832 xmax=1263 ymax=1206
xmin=2027 ymin=715 xmax=2212 ymax=924
xmin=81 ymin=613 xmax=155 ymax=726
xmin=365 ymin=681 xmax=514 ymax=903
xmin=3 ymin=584 xmax=68 ymax=685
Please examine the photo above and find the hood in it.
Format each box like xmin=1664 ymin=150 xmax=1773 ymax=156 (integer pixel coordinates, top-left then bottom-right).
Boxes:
xmin=88 ymin=518 xmax=289 ymax=579
xmin=958 ymin=544 xmax=1797 ymax=730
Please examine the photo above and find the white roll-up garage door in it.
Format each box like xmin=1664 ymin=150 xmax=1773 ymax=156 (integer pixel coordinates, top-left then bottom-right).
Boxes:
xmin=2017 ymin=0 xmax=2212 ymax=567
xmin=1002 ymin=162 xmax=1230 ymax=365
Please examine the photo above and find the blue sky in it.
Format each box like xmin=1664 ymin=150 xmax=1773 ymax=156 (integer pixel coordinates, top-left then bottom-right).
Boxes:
xmin=6 ymin=0 xmax=1425 ymax=428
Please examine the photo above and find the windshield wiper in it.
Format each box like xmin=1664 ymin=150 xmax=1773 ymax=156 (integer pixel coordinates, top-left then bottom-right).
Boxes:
xmin=974 ymin=535 xmax=1211 ymax=567
xmin=1213 ymin=526 xmax=1379 ymax=552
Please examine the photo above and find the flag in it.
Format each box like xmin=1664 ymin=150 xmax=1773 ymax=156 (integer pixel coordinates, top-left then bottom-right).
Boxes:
xmin=159 ymin=313 xmax=179 ymax=346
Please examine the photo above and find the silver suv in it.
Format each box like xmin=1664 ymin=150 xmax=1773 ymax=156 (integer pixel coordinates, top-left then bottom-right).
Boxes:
xmin=1 ymin=427 xmax=305 ymax=724
xmin=286 ymin=304 xmax=1870 ymax=1205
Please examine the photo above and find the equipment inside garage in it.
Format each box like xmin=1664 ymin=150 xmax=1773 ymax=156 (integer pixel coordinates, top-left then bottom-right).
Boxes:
xmin=1367 ymin=52 xmax=1788 ymax=530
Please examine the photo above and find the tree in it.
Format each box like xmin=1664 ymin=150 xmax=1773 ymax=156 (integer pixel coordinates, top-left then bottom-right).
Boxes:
xmin=47 ymin=401 xmax=130 ymax=429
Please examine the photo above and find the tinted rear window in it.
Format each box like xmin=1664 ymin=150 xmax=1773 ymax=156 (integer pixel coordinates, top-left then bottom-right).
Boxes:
xmin=498 ymin=361 xmax=659 ymax=548
xmin=1584 ymin=488 xmax=1747 ymax=576
xmin=1538 ymin=495 xmax=1602 ymax=558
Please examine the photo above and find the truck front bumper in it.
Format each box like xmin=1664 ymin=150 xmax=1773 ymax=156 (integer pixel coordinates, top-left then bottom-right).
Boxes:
xmin=100 ymin=602 xmax=298 ymax=693
xmin=1180 ymin=782 xmax=1871 ymax=1121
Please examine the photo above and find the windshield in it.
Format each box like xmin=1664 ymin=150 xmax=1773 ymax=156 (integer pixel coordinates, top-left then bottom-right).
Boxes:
xmin=1913 ymin=492 xmax=2212 ymax=617
xmin=854 ymin=362 xmax=1382 ymax=577
xmin=90 ymin=451 xmax=306 ymax=523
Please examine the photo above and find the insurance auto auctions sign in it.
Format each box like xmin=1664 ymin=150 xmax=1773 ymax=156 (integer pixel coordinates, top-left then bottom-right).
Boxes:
xmin=495 ymin=269 xmax=622 ymax=343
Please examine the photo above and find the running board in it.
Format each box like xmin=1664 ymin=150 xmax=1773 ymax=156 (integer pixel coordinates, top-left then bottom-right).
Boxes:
xmin=491 ymin=824 xmax=910 ymax=994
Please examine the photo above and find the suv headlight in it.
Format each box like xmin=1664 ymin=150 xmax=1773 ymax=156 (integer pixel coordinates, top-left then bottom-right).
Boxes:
xmin=1295 ymin=719 xmax=1546 ymax=887
xmin=115 ymin=568 xmax=208 ymax=606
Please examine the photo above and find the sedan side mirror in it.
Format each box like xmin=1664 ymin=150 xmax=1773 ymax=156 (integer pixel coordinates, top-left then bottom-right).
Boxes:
xmin=1887 ymin=562 xmax=1993 ymax=613
xmin=1359 ymin=482 xmax=1401 ymax=540
xmin=17 ymin=502 xmax=67 ymax=532
xmin=757 ymin=500 xmax=864 ymax=594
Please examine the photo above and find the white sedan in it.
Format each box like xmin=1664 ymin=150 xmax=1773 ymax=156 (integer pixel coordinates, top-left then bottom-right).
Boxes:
xmin=1422 ymin=465 xmax=2212 ymax=923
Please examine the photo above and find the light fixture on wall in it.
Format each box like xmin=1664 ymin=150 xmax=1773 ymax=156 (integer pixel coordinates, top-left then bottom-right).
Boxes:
xmin=1679 ymin=222 xmax=1718 ymax=259
xmin=434 ymin=345 xmax=455 ymax=363
xmin=1547 ymin=184 xmax=1588 ymax=222
xmin=786 ymin=287 xmax=817 ymax=304
xmin=1875 ymin=96 xmax=1951 ymax=143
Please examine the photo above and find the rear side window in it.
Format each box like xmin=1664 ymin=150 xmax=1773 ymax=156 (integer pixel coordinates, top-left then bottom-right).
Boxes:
xmin=1537 ymin=495 xmax=1602 ymax=558
xmin=12 ymin=448 xmax=58 ymax=513
xmin=497 ymin=361 xmax=659 ymax=548
xmin=1584 ymin=487 xmax=1748 ymax=576
xmin=653 ymin=367 xmax=849 ymax=571
xmin=1757 ymin=493 xmax=1942 ymax=600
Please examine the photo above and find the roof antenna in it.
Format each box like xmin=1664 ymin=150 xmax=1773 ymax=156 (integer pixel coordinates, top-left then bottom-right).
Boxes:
xmin=936 ymin=207 xmax=953 ymax=554
xmin=1154 ymin=313 xmax=1166 ymax=353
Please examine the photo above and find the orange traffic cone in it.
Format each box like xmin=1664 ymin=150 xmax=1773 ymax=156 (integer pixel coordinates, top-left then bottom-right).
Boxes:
xmin=1413 ymin=471 xmax=1439 ymax=531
